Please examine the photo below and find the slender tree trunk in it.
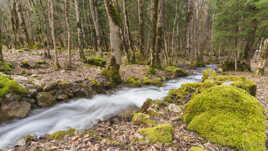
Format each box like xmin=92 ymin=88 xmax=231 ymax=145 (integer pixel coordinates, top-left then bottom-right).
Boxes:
xmin=89 ymin=0 xmax=102 ymax=53
xmin=138 ymin=0 xmax=145 ymax=57
xmin=17 ymin=2 xmax=30 ymax=47
xmin=0 ymin=18 xmax=3 ymax=62
xmin=155 ymin=0 xmax=164 ymax=67
xmin=10 ymin=1 xmax=19 ymax=48
xmin=64 ymin=0 xmax=71 ymax=68
xmin=186 ymin=0 xmax=193 ymax=57
xmin=122 ymin=0 xmax=135 ymax=63
xmin=74 ymin=0 xmax=85 ymax=60
xmin=48 ymin=0 xmax=60 ymax=69
xmin=151 ymin=0 xmax=159 ymax=68
xmin=104 ymin=0 xmax=123 ymax=64
xmin=256 ymin=40 xmax=268 ymax=76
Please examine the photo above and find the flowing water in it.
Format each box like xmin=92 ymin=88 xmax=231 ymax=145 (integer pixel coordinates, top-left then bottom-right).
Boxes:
xmin=0 ymin=65 xmax=216 ymax=149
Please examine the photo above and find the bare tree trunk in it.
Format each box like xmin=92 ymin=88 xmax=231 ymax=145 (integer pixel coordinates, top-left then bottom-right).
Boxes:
xmin=151 ymin=0 xmax=159 ymax=68
xmin=64 ymin=0 xmax=71 ymax=68
xmin=104 ymin=0 xmax=123 ymax=64
xmin=17 ymin=2 xmax=30 ymax=47
xmin=0 ymin=16 xmax=3 ymax=62
xmin=74 ymin=0 xmax=85 ymax=60
xmin=256 ymin=40 xmax=268 ymax=75
xmin=138 ymin=0 xmax=145 ymax=57
xmin=155 ymin=0 xmax=164 ymax=67
xmin=10 ymin=1 xmax=19 ymax=48
xmin=89 ymin=0 xmax=102 ymax=53
xmin=186 ymin=0 xmax=193 ymax=57
xmin=122 ymin=0 xmax=135 ymax=63
xmin=48 ymin=0 xmax=60 ymax=69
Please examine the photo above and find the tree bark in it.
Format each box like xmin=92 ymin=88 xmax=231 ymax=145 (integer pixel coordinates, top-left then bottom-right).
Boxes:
xmin=151 ymin=0 xmax=159 ymax=68
xmin=89 ymin=0 xmax=102 ymax=52
xmin=155 ymin=0 xmax=164 ymax=67
xmin=138 ymin=0 xmax=145 ymax=56
xmin=17 ymin=2 xmax=30 ymax=47
xmin=104 ymin=0 xmax=123 ymax=65
xmin=74 ymin=0 xmax=85 ymax=60
xmin=256 ymin=40 xmax=268 ymax=76
xmin=48 ymin=0 xmax=60 ymax=69
xmin=0 ymin=16 xmax=3 ymax=62
xmin=64 ymin=0 xmax=71 ymax=68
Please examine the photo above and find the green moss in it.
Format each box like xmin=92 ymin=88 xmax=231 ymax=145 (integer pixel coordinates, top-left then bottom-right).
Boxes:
xmin=143 ymin=77 xmax=163 ymax=86
xmin=83 ymin=57 xmax=106 ymax=67
xmin=202 ymin=68 xmax=216 ymax=81
xmin=189 ymin=146 xmax=207 ymax=151
xmin=90 ymin=80 xmax=101 ymax=87
xmin=183 ymin=86 xmax=266 ymax=151
xmin=209 ymin=75 xmax=256 ymax=96
xmin=36 ymin=60 xmax=47 ymax=65
xmin=164 ymin=81 xmax=215 ymax=104
xmin=101 ymin=57 xmax=121 ymax=86
xmin=132 ymin=113 xmax=156 ymax=126
xmin=0 ymin=74 xmax=28 ymax=98
xmin=48 ymin=128 xmax=76 ymax=140
xmin=140 ymin=98 xmax=153 ymax=112
xmin=166 ymin=66 xmax=189 ymax=77
xmin=137 ymin=124 xmax=173 ymax=144
xmin=126 ymin=77 xmax=142 ymax=87
xmin=0 ymin=62 xmax=13 ymax=74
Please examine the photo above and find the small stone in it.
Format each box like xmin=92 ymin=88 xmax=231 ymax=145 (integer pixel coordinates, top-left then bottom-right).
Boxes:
xmin=168 ymin=104 xmax=181 ymax=113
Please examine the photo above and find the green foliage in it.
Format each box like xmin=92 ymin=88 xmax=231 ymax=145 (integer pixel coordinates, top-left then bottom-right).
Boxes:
xmin=148 ymin=67 xmax=156 ymax=75
xmin=143 ymin=77 xmax=163 ymax=86
xmin=125 ymin=77 xmax=142 ymax=87
xmin=0 ymin=74 xmax=28 ymax=98
xmin=183 ymin=86 xmax=266 ymax=151
xmin=202 ymin=68 xmax=216 ymax=81
xmin=219 ymin=60 xmax=250 ymax=72
xmin=0 ymin=62 xmax=13 ymax=74
xmin=83 ymin=57 xmax=106 ymax=67
xmin=137 ymin=124 xmax=173 ymax=144
xmin=132 ymin=113 xmax=156 ymax=126
xmin=165 ymin=66 xmax=189 ymax=77
xmin=48 ymin=129 xmax=76 ymax=140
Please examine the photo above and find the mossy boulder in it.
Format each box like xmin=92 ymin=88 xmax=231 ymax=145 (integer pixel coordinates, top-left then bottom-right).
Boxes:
xmin=0 ymin=62 xmax=13 ymax=74
xmin=36 ymin=92 xmax=56 ymax=107
xmin=142 ymin=77 xmax=163 ymax=87
xmin=48 ymin=128 xmax=76 ymax=140
xmin=183 ymin=86 xmax=266 ymax=151
xmin=202 ymin=68 xmax=216 ymax=81
xmin=209 ymin=75 xmax=257 ymax=96
xmin=125 ymin=77 xmax=142 ymax=87
xmin=0 ymin=74 xmax=28 ymax=99
xmin=83 ymin=57 xmax=106 ymax=67
xmin=165 ymin=66 xmax=189 ymax=77
xmin=132 ymin=113 xmax=156 ymax=126
xmin=189 ymin=146 xmax=207 ymax=151
xmin=136 ymin=124 xmax=173 ymax=144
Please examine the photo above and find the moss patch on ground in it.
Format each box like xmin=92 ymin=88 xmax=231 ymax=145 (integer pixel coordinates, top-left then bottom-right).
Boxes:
xmin=189 ymin=146 xmax=207 ymax=151
xmin=0 ymin=62 xmax=13 ymax=74
xmin=165 ymin=66 xmax=189 ymax=77
xmin=125 ymin=77 xmax=142 ymax=87
xmin=0 ymin=74 xmax=28 ymax=99
xmin=142 ymin=77 xmax=163 ymax=87
xmin=48 ymin=128 xmax=76 ymax=140
xmin=83 ymin=57 xmax=106 ymax=67
xmin=202 ymin=68 xmax=216 ymax=81
xmin=137 ymin=124 xmax=173 ymax=144
xmin=132 ymin=113 xmax=156 ymax=127
xmin=183 ymin=86 xmax=266 ymax=151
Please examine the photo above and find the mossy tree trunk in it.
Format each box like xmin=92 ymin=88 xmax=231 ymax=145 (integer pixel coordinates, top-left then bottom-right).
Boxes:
xmin=74 ymin=0 xmax=85 ymax=60
xmin=256 ymin=41 xmax=268 ymax=76
xmin=104 ymin=0 xmax=123 ymax=65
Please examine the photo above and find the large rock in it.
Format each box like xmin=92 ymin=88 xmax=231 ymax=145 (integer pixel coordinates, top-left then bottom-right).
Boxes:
xmin=183 ymin=86 xmax=266 ymax=151
xmin=36 ymin=92 xmax=56 ymax=107
xmin=1 ymin=101 xmax=31 ymax=118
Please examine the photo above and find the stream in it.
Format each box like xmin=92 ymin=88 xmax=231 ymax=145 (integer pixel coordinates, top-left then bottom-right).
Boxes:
xmin=0 ymin=65 xmax=216 ymax=149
